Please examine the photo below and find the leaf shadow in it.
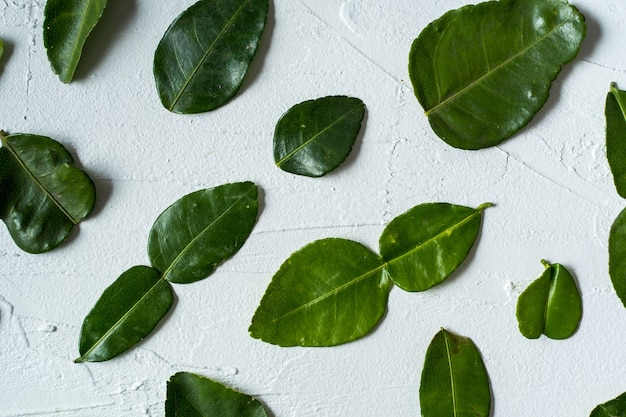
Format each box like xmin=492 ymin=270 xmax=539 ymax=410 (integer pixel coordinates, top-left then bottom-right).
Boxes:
xmin=72 ymin=0 xmax=138 ymax=82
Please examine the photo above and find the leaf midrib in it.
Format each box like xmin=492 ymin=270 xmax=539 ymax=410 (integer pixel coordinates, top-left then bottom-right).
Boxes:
xmin=444 ymin=331 xmax=459 ymax=417
xmin=168 ymin=0 xmax=249 ymax=111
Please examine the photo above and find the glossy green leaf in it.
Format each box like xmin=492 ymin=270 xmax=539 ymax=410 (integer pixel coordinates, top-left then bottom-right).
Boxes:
xmin=0 ymin=39 xmax=4 ymax=61
xmin=273 ymin=96 xmax=366 ymax=177
xmin=154 ymin=0 xmax=268 ymax=114
xmin=43 ymin=0 xmax=108 ymax=83
xmin=420 ymin=328 xmax=491 ymax=417
xmin=379 ymin=202 xmax=491 ymax=292
xmin=606 ymin=83 xmax=626 ymax=198
xmin=166 ymin=372 xmax=269 ymax=417
xmin=409 ymin=0 xmax=586 ymax=149
xmin=590 ymin=392 xmax=626 ymax=417
xmin=609 ymin=207 xmax=626 ymax=308
xmin=516 ymin=260 xmax=582 ymax=339
xmin=0 ymin=132 xmax=96 ymax=253
xmin=148 ymin=182 xmax=258 ymax=284
xmin=75 ymin=266 xmax=174 ymax=363
xmin=249 ymin=238 xmax=390 ymax=347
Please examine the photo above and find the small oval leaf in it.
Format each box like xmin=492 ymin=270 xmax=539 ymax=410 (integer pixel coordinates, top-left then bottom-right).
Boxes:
xmin=76 ymin=266 xmax=174 ymax=363
xmin=379 ymin=202 xmax=491 ymax=292
xmin=420 ymin=328 xmax=491 ymax=417
xmin=249 ymin=238 xmax=390 ymax=347
xmin=273 ymin=96 xmax=366 ymax=177
xmin=43 ymin=0 xmax=108 ymax=83
xmin=609 ymin=207 xmax=626 ymax=307
xmin=590 ymin=392 xmax=626 ymax=417
xmin=409 ymin=0 xmax=586 ymax=149
xmin=0 ymin=132 xmax=96 ymax=253
xmin=154 ymin=0 xmax=269 ymax=114
xmin=166 ymin=372 xmax=269 ymax=417
xmin=148 ymin=182 xmax=259 ymax=284
xmin=606 ymin=83 xmax=626 ymax=198
xmin=516 ymin=260 xmax=582 ymax=339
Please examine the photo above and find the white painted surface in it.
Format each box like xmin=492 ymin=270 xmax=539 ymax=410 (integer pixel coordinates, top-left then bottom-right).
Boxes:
xmin=0 ymin=0 xmax=624 ymax=415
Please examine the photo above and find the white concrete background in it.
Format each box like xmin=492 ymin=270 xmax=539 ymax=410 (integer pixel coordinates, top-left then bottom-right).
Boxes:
xmin=1 ymin=0 xmax=625 ymax=415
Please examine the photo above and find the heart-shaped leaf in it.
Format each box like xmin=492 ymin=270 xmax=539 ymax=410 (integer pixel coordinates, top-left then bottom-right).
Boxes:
xmin=516 ymin=260 xmax=582 ymax=339
xmin=75 ymin=266 xmax=174 ymax=363
xmin=0 ymin=132 xmax=96 ymax=253
xmin=420 ymin=328 xmax=491 ymax=417
xmin=409 ymin=0 xmax=586 ymax=149
xmin=154 ymin=0 xmax=268 ymax=114
xmin=166 ymin=372 xmax=269 ymax=417
xmin=380 ymin=202 xmax=491 ymax=292
xmin=148 ymin=182 xmax=259 ymax=284
xmin=273 ymin=96 xmax=366 ymax=177
xmin=606 ymin=83 xmax=626 ymax=198
xmin=590 ymin=392 xmax=626 ymax=417
xmin=43 ymin=0 xmax=108 ymax=83
xmin=609 ymin=207 xmax=626 ymax=307
xmin=249 ymin=238 xmax=390 ymax=347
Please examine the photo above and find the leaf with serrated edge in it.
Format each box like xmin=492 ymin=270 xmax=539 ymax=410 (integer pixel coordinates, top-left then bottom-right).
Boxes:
xmin=409 ymin=0 xmax=586 ymax=149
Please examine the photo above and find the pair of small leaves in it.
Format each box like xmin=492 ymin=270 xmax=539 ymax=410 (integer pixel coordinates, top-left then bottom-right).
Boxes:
xmin=166 ymin=372 xmax=269 ymax=417
xmin=154 ymin=0 xmax=268 ymax=114
xmin=43 ymin=0 xmax=108 ymax=83
xmin=591 ymin=392 xmax=626 ymax=417
xmin=516 ymin=260 xmax=582 ymax=340
xmin=249 ymin=202 xmax=491 ymax=347
xmin=0 ymin=132 xmax=96 ymax=253
xmin=274 ymin=96 xmax=365 ymax=177
xmin=76 ymin=182 xmax=259 ymax=362
xmin=420 ymin=329 xmax=491 ymax=417
xmin=409 ymin=0 xmax=586 ymax=149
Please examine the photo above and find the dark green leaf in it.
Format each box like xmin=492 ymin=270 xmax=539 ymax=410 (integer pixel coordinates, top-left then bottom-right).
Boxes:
xmin=273 ymin=96 xmax=366 ymax=177
xmin=75 ymin=266 xmax=174 ymax=363
xmin=409 ymin=0 xmax=586 ymax=149
xmin=43 ymin=0 xmax=108 ymax=83
xmin=166 ymin=372 xmax=268 ymax=417
xmin=590 ymin=392 xmax=626 ymax=417
xmin=148 ymin=182 xmax=258 ymax=284
xmin=249 ymin=238 xmax=390 ymax=347
xmin=0 ymin=39 xmax=4 ymax=61
xmin=379 ymin=202 xmax=491 ymax=292
xmin=516 ymin=260 xmax=582 ymax=339
xmin=0 ymin=132 xmax=96 ymax=253
xmin=606 ymin=83 xmax=626 ymax=198
xmin=154 ymin=0 xmax=268 ymax=114
xmin=420 ymin=328 xmax=491 ymax=417
xmin=609 ymin=207 xmax=626 ymax=308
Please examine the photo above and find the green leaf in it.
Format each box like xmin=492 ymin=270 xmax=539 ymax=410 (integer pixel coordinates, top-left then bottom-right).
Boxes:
xmin=409 ymin=0 xmax=586 ymax=149
xmin=148 ymin=182 xmax=259 ymax=284
xmin=0 ymin=39 xmax=4 ymax=61
xmin=0 ymin=132 xmax=96 ymax=253
xmin=379 ymin=202 xmax=491 ymax=292
xmin=43 ymin=0 xmax=108 ymax=83
xmin=516 ymin=260 xmax=582 ymax=339
xmin=166 ymin=372 xmax=269 ymax=417
xmin=590 ymin=392 xmax=626 ymax=417
xmin=75 ymin=266 xmax=174 ymax=363
xmin=420 ymin=328 xmax=491 ymax=417
xmin=273 ymin=96 xmax=366 ymax=177
xmin=154 ymin=0 xmax=268 ymax=114
xmin=249 ymin=238 xmax=390 ymax=347
xmin=609 ymin=207 xmax=626 ymax=308
xmin=606 ymin=83 xmax=626 ymax=198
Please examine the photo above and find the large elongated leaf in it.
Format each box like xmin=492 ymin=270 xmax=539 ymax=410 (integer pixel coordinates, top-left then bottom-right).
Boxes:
xmin=379 ymin=202 xmax=491 ymax=292
xmin=606 ymin=83 xmax=626 ymax=198
xmin=273 ymin=96 xmax=366 ymax=177
xmin=148 ymin=182 xmax=258 ymax=284
xmin=0 ymin=132 xmax=96 ymax=253
xmin=409 ymin=0 xmax=586 ymax=149
xmin=609 ymin=207 xmax=626 ymax=307
xmin=420 ymin=328 xmax=491 ymax=417
xmin=154 ymin=0 xmax=268 ymax=114
xmin=43 ymin=0 xmax=108 ymax=83
xmin=166 ymin=372 xmax=269 ymax=417
xmin=516 ymin=260 xmax=582 ymax=339
xmin=249 ymin=238 xmax=390 ymax=347
xmin=590 ymin=392 xmax=626 ymax=417
xmin=75 ymin=266 xmax=174 ymax=363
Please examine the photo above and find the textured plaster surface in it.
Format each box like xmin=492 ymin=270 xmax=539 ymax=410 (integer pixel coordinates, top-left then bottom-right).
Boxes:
xmin=1 ymin=0 xmax=625 ymax=416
